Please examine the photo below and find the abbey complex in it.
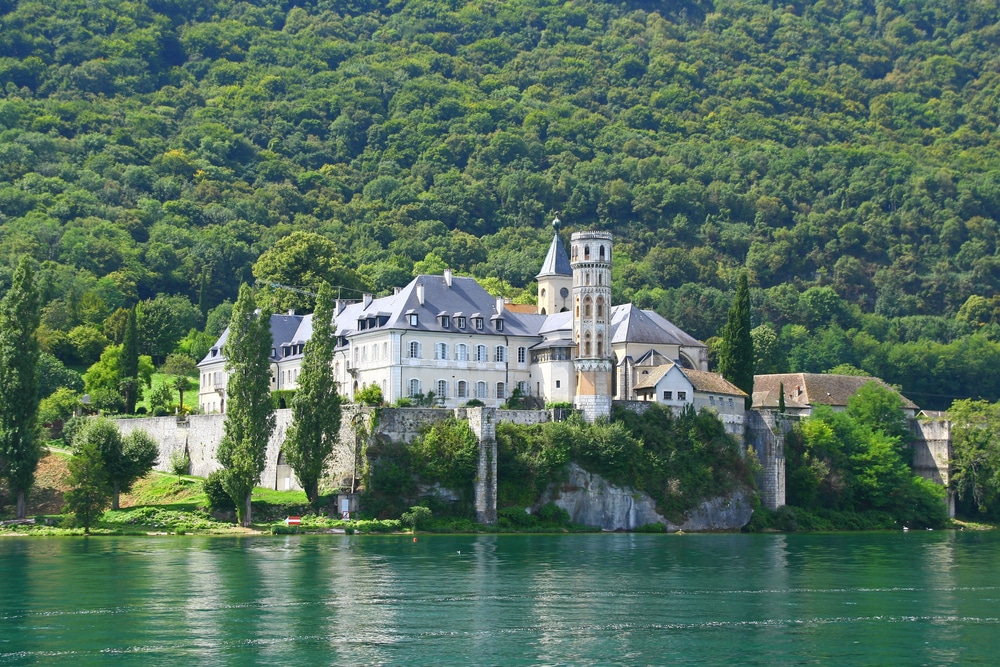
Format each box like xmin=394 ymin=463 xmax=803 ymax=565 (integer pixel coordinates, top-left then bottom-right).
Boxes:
xmin=197 ymin=225 xmax=748 ymax=430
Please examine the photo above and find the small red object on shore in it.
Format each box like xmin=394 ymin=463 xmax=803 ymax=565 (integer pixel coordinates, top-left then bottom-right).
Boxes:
xmin=285 ymin=516 xmax=302 ymax=526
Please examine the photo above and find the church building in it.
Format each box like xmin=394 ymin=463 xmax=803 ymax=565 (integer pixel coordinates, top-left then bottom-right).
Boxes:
xmin=198 ymin=224 xmax=709 ymax=421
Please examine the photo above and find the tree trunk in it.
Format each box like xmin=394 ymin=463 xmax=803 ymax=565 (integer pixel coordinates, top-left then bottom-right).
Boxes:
xmin=306 ymin=481 xmax=318 ymax=507
xmin=242 ymin=494 xmax=252 ymax=527
xmin=112 ymin=481 xmax=120 ymax=511
xmin=16 ymin=490 xmax=26 ymax=519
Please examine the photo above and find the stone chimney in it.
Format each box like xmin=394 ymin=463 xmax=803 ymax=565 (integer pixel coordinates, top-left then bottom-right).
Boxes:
xmin=444 ymin=268 xmax=453 ymax=287
xmin=496 ymin=296 xmax=505 ymax=314
xmin=362 ymin=293 xmax=373 ymax=309
xmin=416 ymin=283 xmax=425 ymax=306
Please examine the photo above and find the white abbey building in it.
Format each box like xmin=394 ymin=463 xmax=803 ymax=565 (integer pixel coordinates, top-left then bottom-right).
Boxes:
xmin=198 ymin=228 xmax=715 ymax=422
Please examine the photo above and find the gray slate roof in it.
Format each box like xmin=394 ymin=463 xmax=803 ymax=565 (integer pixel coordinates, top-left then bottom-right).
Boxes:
xmin=536 ymin=232 xmax=572 ymax=278
xmin=334 ymin=275 xmax=544 ymax=339
xmin=610 ymin=304 xmax=705 ymax=348
xmin=199 ymin=312 xmax=308 ymax=366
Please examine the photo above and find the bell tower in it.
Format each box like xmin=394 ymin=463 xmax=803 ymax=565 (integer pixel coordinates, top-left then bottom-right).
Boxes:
xmin=571 ymin=231 xmax=613 ymax=421
xmin=536 ymin=217 xmax=573 ymax=315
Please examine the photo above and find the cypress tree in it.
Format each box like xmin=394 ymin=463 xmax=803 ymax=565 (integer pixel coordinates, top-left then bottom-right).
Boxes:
xmin=0 ymin=257 xmax=42 ymax=519
xmin=718 ymin=272 xmax=754 ymax=410
xmin=218 ymin=285 xmax=275 ymax=527
xmin=120 ymin=308 xmax=139 ymax=414
xmin=284 ymin=283 xmax=342 ymax=506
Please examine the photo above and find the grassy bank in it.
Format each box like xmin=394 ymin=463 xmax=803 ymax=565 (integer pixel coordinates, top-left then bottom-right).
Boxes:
xmin=1 ymin=451 xmax=594 ymax=537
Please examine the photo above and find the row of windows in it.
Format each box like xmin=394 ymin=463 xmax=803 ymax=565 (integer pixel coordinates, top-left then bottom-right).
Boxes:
xmin=202 ymin=372 xmax=224 ymax=387
xmin=408 ymin=379 xmax=529 ymax=400
xmin=354 ymin=342 xmax=390 ymax=364
xmin=709 ymin=396 xmax=736 ymax=409
xmin=660 ymin=391 xmax=736 ymax=409
xmin=408 ymin=342 xmax=527 ymax=363
xmin=409 ymin=314 xmax=502 ymax=332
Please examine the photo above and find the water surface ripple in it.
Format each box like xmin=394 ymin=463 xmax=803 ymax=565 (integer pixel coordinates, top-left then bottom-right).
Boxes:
xmin=1 ymin=531 xmax=997 ymax=665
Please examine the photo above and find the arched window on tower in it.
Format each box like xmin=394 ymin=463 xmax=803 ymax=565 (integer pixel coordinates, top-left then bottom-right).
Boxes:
xmin=597 ymin=333 xmax=604 ymax=358
xmin=584 ymin=296 xmax=592 ymax=318
xmin=585 ymin=272 xmax=591 ymax=286
xmin=584 ymin=331 xmax=592 ymax=357
xmin=584 ymin=245 xmax=590 ymax=260
xmin=599 ymin=245 xmax=605 ymax=260
xmin=596 ymin=296 xmax=604 ymax=318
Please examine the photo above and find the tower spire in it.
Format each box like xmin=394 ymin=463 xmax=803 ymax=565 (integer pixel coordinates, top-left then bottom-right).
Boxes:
xmin=536 ymin=215 xmax=572 ymax=315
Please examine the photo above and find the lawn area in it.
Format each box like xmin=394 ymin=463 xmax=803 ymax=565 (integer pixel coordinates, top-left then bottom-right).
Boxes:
xmin=137 ymin=372 xmax=198 ymax=414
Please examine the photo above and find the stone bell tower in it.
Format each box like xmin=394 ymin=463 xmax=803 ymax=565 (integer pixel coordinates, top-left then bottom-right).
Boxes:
xmin=570 ymin=231 xmax=613 ymax=421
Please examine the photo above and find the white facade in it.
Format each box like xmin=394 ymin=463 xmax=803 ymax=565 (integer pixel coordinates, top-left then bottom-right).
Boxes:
xmin=198 ymin=230 xmax=708 ymax=414
xmin=634 ymin=364 xmax=747 ymax=437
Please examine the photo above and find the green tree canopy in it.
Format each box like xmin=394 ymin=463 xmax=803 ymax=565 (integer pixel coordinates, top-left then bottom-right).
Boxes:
xmin=717 ymin=273 xmax=754 ymax=409
xmin=284 ymin=282 xmax=342 ymax=505
xmin=218 ymin=284 xmax=275 ymax=526
xmin=0 ymin=257 xmax=42 ymax=518
xmin=252 ymin=232 xmax=367 ymax=312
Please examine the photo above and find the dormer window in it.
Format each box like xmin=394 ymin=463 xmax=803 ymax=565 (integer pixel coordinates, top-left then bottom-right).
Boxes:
xmin=495 ymin=318 xmax=504 ymax=332
xmin=456 ymin=317 xmax=466 ymax=329
xmin=408 ymin=313 xmax=418 ymax=326
xmin=473 ymin=317 xmax=483 ymax=330
xmin=440 ymin=315 xmax=450 ymax=328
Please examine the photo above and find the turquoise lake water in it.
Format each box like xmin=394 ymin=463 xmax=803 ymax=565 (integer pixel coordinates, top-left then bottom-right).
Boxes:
xmin=1 ymin=531 xmax=998 ymax=666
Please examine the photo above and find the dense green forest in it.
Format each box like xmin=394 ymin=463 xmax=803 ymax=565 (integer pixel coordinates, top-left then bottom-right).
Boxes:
xmin=2 ymin=0 xmax=1000 ymax=409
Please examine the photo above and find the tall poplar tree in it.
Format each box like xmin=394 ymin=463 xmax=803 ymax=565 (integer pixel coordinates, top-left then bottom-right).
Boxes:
xmin=0 ymin=257 xmax=42 ymax=519
xmin=718 ymin=272 xmax=754 ymax=409
xmin=120 ymin=307 xmax=139 ymax=414
xmin=218 ymin=285 xmax=275 ymax=527
xmin=284 ymin=283 xmax=342 ymax=506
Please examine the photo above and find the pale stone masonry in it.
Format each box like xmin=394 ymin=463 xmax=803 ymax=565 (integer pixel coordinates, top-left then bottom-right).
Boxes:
xmin=197 ymin=226 xmax=710 ymax=423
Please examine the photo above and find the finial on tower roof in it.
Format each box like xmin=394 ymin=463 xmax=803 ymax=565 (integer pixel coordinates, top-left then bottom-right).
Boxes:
xmin=552 ymin=213 xmax=561 ymax=229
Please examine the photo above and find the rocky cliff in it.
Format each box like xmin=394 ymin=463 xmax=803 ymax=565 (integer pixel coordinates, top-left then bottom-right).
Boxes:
xmin=537 ymin=463 xmax=753 ymax=532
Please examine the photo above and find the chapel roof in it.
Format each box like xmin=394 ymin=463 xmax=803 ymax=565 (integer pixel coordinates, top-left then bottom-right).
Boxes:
xmin=610 ymin=304 xmax=705 ymax=348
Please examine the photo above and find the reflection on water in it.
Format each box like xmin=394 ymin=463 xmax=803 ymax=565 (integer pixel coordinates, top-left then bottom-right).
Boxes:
xmin=1 ymin=531 xmax=999 ymax=666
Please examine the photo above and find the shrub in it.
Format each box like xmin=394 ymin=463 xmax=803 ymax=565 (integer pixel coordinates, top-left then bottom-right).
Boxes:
xmin=635 ymin=522 xmax=666 ymax=533
xmin=498 ymin=506 xmax=538 ymax=528
xmin=169 ymin=450 xmax=191 ymax=476
xmin=536 ymin=502 xmax=570 ymax=526
xmin=203 ymin=470 xmax=236 ymax=512
xmin=401 ymin=505 xmax=432 ymax=531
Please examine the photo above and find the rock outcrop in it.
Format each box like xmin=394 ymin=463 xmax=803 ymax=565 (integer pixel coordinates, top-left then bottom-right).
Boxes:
xmin=537 ymin=463 xmax=753 ymax=532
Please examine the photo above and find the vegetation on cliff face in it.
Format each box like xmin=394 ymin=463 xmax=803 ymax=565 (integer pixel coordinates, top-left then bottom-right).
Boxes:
xmin=783 ymin=382 xmax=948 ymax=529
xmin=364 ymin=405 xmax=752 ymax=523
xmin=2 ymin=0 xmax=1000 ymax=411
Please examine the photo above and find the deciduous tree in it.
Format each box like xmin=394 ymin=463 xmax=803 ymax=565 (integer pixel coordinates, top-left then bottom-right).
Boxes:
xmin=284 ymin=283 xmax=341 ymax=506
xmin=74 ymin=417 xmax=158 ymax=510
xmin=64 ymin=440 xmax=111 ymax=534
xmin=218 ymin=284 xmax=275 ymax=526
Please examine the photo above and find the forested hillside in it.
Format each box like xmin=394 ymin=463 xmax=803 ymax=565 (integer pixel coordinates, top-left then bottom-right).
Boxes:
xmin=2 ymin=0 xmax=1000 ymax=409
